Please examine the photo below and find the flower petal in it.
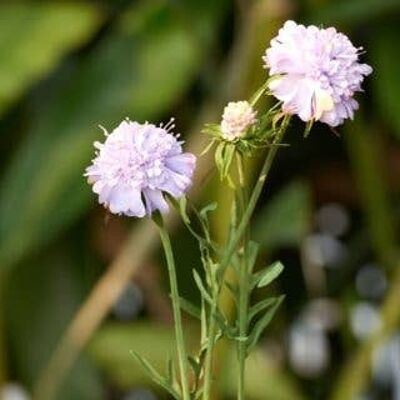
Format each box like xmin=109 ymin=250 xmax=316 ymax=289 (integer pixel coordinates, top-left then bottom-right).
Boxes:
xmin=143 ymin=189 xmax=169 ymax=214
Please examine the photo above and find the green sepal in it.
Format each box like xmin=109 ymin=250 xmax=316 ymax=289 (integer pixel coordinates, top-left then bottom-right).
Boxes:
xmin=202 ymin=123 xmax=222 ymax=138
xmin=201 ymin=138 xmax=216 ymax=156
xmin=214 ymin=141 xmax=225 ymax=178
xmin=249 ymin=79 xmax=270 ymax=106
xmin=303 ymin=120 xmax=314 ymax=138
xmin=214 ymin=141 xmax=236 ymax=184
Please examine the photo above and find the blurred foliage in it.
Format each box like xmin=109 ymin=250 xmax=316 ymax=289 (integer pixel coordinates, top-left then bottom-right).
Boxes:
xmin=253 ymin=180 xmax=311 ymax=251
xmin=89 ymin=322 xmax=194 ymax=390
xmin=371 ymin=22 xmax=400 ymax=140
xmin=0 ymin=0 xmax=400 ymax=399
xmin=89 ymin=322 xmax=304 ymax=400
xmin=0 ymin=3 xmax=102 ymax=115
xmin=308 ymin=0 xmax=400 ymax=25
xmin=0 ymin=0 xmax=211 ymax=270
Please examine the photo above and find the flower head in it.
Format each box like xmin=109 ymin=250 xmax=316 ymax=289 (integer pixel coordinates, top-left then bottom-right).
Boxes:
xmin=221 ymin=101 xmax=257 ymax=140
xmin=263 ymin=20 xmax=372 ymax=126
xmin=85 ymin=119 xmax=196 ymax=217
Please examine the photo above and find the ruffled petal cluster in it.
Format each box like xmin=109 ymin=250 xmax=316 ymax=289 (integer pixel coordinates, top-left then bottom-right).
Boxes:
xmin=85 ymin=119 xmax=196 ymax=217
xmin=221 ymin=101 xmax=257 ymax=140
xmin=263 ymin=20 xmax=372 ymax=126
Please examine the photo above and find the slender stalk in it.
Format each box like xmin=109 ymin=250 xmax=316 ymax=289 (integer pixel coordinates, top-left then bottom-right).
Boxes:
xmin=202 ymin=116 xmax=290 ymax=400
xmin=236 ymin=152 xmax=248 ymax=400
xmin=237 ymin=260 xmax=248 ymax=400
xmin=154 ymin=215 xmax=191 ymax=400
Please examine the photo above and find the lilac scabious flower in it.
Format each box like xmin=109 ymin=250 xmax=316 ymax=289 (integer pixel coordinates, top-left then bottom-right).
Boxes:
xmin=221 ymin=101 xmax=257 ymax=140
xmin=85 ymin=119 xmax=196 ymax=217
xmin=263 ymin=20 xmax=372 ymax=127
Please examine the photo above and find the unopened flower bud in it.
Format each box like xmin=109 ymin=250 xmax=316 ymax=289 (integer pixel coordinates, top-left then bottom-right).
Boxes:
xmin=220 ymin=101 xmax=256 ymax=140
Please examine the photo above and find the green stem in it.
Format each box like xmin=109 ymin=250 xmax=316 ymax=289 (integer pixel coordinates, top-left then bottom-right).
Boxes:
xmin=202 ymin=116 xmax=290 ymax=400
xmin=155 ymin=215 xmax=191 ymax=400
xmin=236 ymin=153 xmax=248 ymax=400
xmin=237 ymin=262 xmax=248 ymax=400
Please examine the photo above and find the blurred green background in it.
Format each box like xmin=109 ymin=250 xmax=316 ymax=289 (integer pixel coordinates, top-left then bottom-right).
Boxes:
xmin=1 ymin=0 xmax=400 ymax=399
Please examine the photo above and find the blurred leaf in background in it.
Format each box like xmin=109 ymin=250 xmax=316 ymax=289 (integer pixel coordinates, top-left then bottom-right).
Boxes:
xmin=253 ymin=180 xmax=312 ymax=251
xmin=1 ymin=0 xmax=229 ymax=398
xmin=0 ymin=0 xmax=216 ymax=271
xmin=0 ymin=2 xmax=102 ymax=116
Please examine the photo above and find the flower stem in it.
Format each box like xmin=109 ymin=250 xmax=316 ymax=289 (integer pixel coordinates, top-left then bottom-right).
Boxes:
xmin=154 ymin=214 xmax=191 ymax=400
xmin=237 ymin=260 xmax=248 ymax=400
xmin=202 ymin=116 xmax=290 ymax=400
xmin=236 ymin=153 xmax=248 ymax=400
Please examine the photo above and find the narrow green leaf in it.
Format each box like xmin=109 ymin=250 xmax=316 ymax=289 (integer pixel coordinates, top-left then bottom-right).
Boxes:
xmin=224 ymin=281 xmax=239 ymax=305
xmin=247 ymin=296 xmax=284 ymax=354
xmin=254 ymin=261 xmax=284 ymax=289
xmin=195 ymin=387 xmax=204 ymax=400
xmin=178 ymin=296 xmax=201 ymax=320
xmin=213 ymin=310 xmax=237 ymax=340
xmin=228 ymin=252 xmax=241 ymax=274
xmin=199 ymin=202 xmax=218 ymax=220
xmin=179 ymin=196 xmax=191 ymax=225
xmin=166 ymin=357 xmax=178 ymax=389
xmin=193 ymin=269 xmax=213 ymax=305
xmin=246 ymin=241 xmax=260 ymax=274
xmin=130 ymin=351 xmax=179 ymax=399
xmin=187 ymin=356 xmax=201 ymax=380
xmin=200 ymin=298 xmax=208 ymax=350
xmin=248 ymin=297 xmax=278 ymax=323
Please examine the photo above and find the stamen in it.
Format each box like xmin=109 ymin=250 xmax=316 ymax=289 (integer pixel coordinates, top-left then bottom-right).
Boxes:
xmin=163 ymin=117 xmax=176 ymax=132
xmin=98 ymin=125 xmax=108 ymax=136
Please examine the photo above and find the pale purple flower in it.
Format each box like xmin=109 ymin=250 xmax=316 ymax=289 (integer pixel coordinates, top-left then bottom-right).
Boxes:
xmin=221 ymin=101 xmax=257 ymax=140
xmin=85 ymin=119 xmax=196 ymax=217
xmin=263 ymin=20 xmax=372 ymax=126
